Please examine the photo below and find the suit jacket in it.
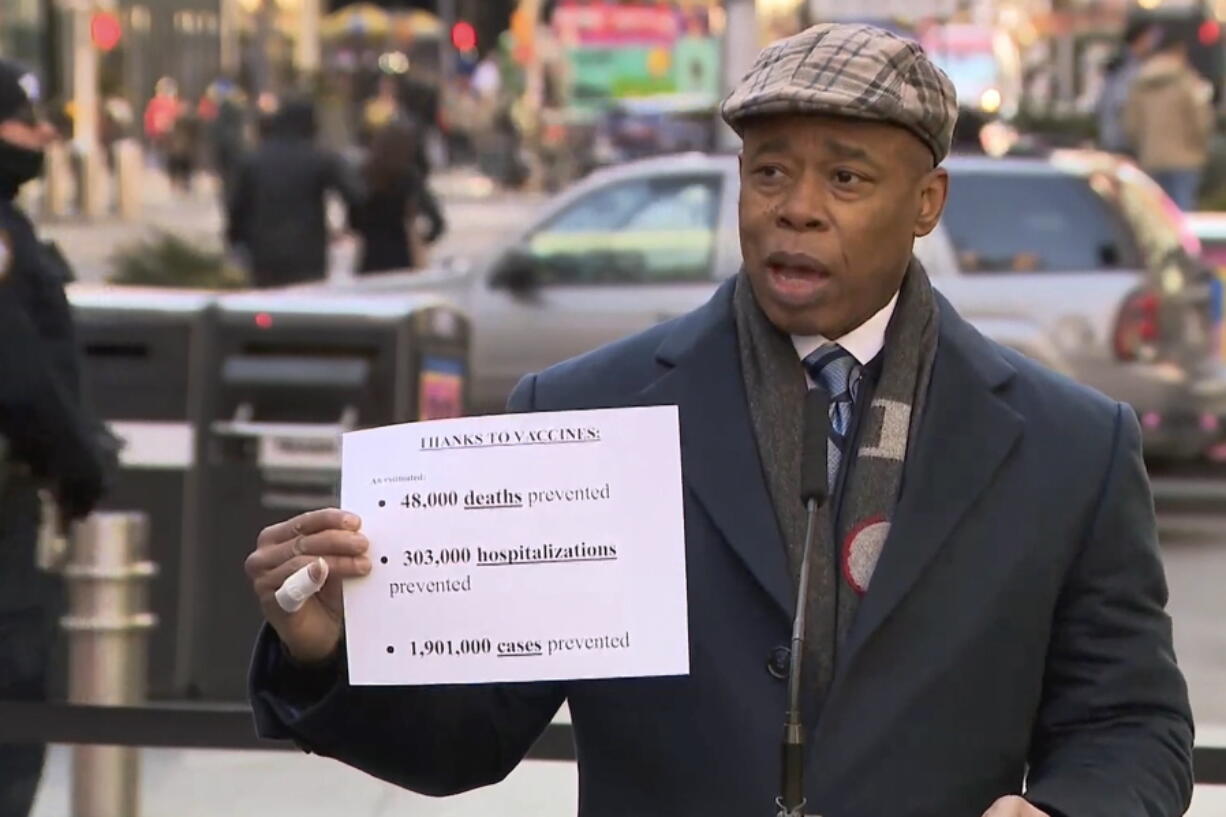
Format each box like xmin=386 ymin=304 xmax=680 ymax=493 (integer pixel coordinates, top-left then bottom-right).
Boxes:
xmin=249 ymin=277 xmax=1193 ymax=817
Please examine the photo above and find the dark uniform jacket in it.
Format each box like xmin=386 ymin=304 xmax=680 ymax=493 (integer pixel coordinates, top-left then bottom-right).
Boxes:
xmin=0 ymin=192 xmax=104 ymax=614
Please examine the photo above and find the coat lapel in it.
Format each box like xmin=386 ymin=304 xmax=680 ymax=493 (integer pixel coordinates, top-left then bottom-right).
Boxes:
xmin=832 ymin=297 xmax=1024 ymax=682
xmin=638 ymin=280 xmax=796 ymax=620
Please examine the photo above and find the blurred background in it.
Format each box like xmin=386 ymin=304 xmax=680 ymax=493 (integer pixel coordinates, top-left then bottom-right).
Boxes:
xmin=5 ymin=0 xmax=1226 ymax=815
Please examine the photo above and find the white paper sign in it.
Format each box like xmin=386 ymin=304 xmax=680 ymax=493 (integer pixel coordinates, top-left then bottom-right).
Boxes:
xmin=340 ymin=406 xmax=689 ymax=685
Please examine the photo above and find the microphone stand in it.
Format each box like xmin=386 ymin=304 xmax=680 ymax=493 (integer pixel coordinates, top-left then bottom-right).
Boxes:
xmin=777 ymin=388 xmax=829 ymax=817
xmin=777 ymin=495 xmax=821 ymax=817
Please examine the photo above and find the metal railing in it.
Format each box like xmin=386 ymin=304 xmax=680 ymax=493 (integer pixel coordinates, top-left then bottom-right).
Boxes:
xmin=0 ymin=700 xmax=1223 ymax=783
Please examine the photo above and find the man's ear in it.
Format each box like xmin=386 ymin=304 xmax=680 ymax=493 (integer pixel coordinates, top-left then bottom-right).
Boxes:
xmin=914 ymin=167 xmax=949 ymax=238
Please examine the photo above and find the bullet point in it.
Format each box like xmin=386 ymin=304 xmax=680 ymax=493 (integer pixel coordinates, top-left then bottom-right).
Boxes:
xmin=386 ymin=645 xmax=395 ymax=654
xmin=380 ymin=556 xmax=388 ymax=564
xmin=378 ymin=500 xmax=386 ymax=508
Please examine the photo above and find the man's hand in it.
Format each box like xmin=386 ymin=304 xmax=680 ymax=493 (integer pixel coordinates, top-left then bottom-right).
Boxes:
xmin=244 ymin=508 xmax=371 ymax=665
xmin=981 ymin=796 xmax=1050 ymax=817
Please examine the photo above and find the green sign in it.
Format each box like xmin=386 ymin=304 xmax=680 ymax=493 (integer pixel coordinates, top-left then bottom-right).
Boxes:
xmin=567 ymin=36 xmax=722 ymax=110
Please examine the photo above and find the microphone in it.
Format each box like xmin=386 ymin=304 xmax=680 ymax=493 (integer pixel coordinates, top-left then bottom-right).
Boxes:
xmin=798 ymin=388 xmax=830 ymax=508
xmin=778 ymin=388 xmax=830 ymax=817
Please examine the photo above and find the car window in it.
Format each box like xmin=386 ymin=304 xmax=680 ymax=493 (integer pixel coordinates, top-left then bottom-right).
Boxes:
xmin=523 ymin=175 xmax=722 ymax=285
xmin=942 ymin=172 xmax=1143 ymax=273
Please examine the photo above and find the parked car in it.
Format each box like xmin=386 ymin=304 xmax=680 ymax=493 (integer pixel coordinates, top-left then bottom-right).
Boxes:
xmin=1182 ymin=210 xmax=1226 ymax=460
xmin=310 ymin=150 xmax=1226 ymax=459
xmin=1185 ymin=211 xmax=1226 ymax=362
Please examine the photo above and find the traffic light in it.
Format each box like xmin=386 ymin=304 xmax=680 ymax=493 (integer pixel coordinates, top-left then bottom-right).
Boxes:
xmin=90 ymin=11 xmax=122 ymax=52
xmin=1199 ymin=19 xmax=1221 ymax=46
xmin=451 ymin=20 xmax=477 ymax=52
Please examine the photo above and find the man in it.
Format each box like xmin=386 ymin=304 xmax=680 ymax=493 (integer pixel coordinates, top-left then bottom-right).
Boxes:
xmin=0 ymin=59 xmax=108 ymax=816
xmin=245 ymin=25 xmax=1193 ymax=817
xmin=1125 ymin=32 xmax=1214 ymax=210
xmin=201 ymin=77 xmax=247 ymax=207
xmin=360 ymin=75 xmax=404 ymax=146
xmin=1097 ymin=21 xmax=1160 ymax=156
xmin=226 ymin=96 xmax=363 ymax=288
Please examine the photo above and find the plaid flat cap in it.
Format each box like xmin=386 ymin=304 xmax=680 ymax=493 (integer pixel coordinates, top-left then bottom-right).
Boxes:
xmin=721 ymin=23 xmax=959 ymax=164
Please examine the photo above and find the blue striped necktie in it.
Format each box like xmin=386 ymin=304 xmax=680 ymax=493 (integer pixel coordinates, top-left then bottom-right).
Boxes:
xmin=803 ymin=344 xmax=861 ymax=489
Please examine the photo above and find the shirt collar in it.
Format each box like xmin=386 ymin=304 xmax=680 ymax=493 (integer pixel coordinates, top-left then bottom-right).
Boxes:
xmin=791 ymin=291 xmax=899 ymax=366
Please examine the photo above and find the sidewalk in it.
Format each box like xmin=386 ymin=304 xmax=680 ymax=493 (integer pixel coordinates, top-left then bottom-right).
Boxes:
xmin=32 ymin=747 xmax=577 ymax=817
xmin=40 ymin=167 xmax=545 ymax=285
xmin=40 ymin=172 xmax=224 ymax=284
xmin=28 ymin=744 xmax=1226 ymax=817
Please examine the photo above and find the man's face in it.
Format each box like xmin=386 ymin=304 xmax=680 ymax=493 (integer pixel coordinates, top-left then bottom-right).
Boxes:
xmin=738 ymin=114 xmax=948 ymax=337
xmin=0 ymin=111 xmax=56 ymax=152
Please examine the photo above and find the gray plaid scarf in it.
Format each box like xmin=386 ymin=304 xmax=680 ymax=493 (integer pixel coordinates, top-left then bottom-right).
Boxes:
xmin=734 ymin=258 xmax=938 ymax=706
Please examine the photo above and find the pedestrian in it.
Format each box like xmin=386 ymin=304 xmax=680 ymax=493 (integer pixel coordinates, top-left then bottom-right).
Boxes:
xmin=165 ymin=106 xmax=198 ymax=194
xmin=225 ymin=96 xmax=363 ymax=288
xmin=360 ymin=74 xmax=404 ymax=146
xmin=351 ymin=121 xmax=445 ymax=275
xmin=1125 ymin=31 xmax=1215 ymax=210
xmin=1096 ymin=21 xmax=1160 ymax=156
xmin=0 ymin=59 xmax=109 ymax=817
xmin=244 ymin=24 xmax=1193 ymax=817
xmin=143 ymin=76 xmax=183 ymax=172
xmin=441 ymin=76 xmax=480 ymax=166
xmin=202 ymin=78 xmax=248 ymax=208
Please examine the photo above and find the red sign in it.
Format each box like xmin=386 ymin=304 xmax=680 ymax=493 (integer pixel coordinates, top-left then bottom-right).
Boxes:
xmin=554 ymin=3 xmax=681 ymax=47
xmin=91 ymin=11 xmax=122 ymax=52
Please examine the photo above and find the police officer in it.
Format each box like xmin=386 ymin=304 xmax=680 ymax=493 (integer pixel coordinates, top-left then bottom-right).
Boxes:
xmin=0 ymin=59 xmax=107 ymax=817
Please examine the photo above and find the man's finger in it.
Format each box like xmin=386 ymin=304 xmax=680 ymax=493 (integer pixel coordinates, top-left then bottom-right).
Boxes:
xmin=255 ymin=552 xmax=372 ymax=596
xmin=272 ymin=529 xmax=369 ymax=567
xmin=275 ymin=558 xmax=329 ymax=613
xmin=257 ymin=508 xmax=361 ymax=548
xmin=245 ymin=529 xmax=368 ymax=578
xmin=245 ymin=530 xmax=366 ymax=580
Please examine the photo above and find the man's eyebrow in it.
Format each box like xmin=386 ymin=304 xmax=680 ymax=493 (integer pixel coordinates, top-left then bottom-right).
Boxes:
xmin=824 ymin=137 xmax=878 ymax=166
xmin=748 ymin=136 xmax=790 ymax=160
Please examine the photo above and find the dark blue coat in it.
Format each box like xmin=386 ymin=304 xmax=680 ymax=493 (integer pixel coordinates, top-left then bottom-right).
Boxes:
xmin=0 ymin=195 xmax=104 ymax=615
xmin=250 ymin=278 xmax=1193 ymax=817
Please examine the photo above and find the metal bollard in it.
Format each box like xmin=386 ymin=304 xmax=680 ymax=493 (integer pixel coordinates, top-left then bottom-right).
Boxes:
xmin=113 ymin=139 xmax=144 ymax=221
xmin=61 ymin=512 xmax=158 ymax=817
xmin=80 ymin=148 xmax=111 ymax=220
xmin=42 ymin=142 xmax=73 ymax=219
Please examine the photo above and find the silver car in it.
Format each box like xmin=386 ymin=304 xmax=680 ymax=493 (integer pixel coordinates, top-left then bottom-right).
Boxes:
xmin=332 ymin=150 xmax=1226 ymax=459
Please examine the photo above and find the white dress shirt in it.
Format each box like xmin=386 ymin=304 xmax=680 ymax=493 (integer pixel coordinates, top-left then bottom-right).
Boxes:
xmin=792 ymin=292 xmax=899 ymax=381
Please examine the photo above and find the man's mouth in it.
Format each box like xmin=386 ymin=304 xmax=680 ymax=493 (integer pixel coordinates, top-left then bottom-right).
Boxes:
xmin=763 ymin=252 xmax=832 ymax=304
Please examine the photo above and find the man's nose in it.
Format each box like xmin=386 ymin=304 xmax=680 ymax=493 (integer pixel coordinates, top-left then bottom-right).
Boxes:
xmin=775 ymin=175 xmax=828 ymax=232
